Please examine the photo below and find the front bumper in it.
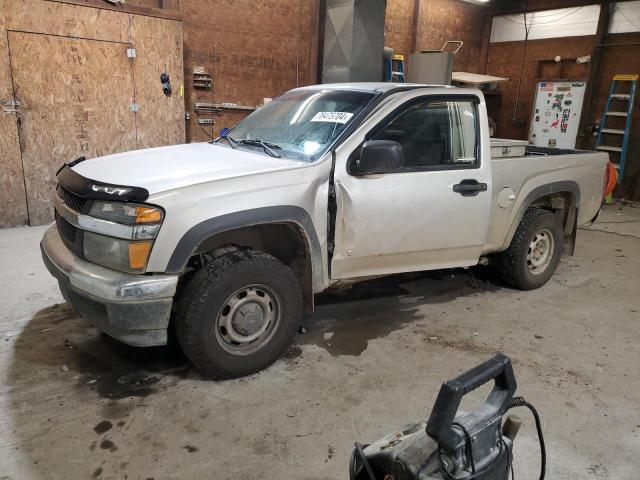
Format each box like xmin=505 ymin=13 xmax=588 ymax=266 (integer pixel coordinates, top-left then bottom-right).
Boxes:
xmin=40 ymin=225 xmax=179 ymax=346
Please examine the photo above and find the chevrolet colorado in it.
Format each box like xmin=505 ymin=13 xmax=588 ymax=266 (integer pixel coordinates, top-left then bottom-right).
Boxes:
xmin=41 ymin=83 xmax=608 ymax=378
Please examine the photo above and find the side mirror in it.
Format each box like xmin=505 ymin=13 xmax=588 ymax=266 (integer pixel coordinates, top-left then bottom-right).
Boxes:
xmin=350 ymin=140 xmax=404 ymax=176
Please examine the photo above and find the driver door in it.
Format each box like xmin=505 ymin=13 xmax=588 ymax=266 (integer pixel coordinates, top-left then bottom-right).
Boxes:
xmin=330 ymin=95 xmax=492 ymax=280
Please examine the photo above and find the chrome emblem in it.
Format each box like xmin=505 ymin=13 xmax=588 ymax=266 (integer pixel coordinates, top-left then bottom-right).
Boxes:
xmin=91 ymin=185 xmax=132 ymax=196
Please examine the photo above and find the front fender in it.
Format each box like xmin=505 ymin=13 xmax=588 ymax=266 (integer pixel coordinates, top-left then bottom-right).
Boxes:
xmin=164 ymin=206 xmax=325 ymax=291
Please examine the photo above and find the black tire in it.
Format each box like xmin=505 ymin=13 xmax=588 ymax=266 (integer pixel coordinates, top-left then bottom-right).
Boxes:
xmin=175 ymin=250 xmax=303 ymax=379
xmin=495 ymin=207 xmax=563 ymax=290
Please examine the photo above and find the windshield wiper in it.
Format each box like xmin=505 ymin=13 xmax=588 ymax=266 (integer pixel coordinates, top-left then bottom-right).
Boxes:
xmin=215 ymin=134 xmax=238 ymax=149
xmin=237 ymin=139 xmax=282 ymax=158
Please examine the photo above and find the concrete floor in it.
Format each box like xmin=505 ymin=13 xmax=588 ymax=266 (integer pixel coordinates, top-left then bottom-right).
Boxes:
xmin=0 ymin=204 xmax=639 ymax=480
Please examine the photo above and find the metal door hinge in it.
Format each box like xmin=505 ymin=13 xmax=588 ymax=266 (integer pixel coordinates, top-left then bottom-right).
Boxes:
xmin=127 ymin=48 xmax=136 ymax=58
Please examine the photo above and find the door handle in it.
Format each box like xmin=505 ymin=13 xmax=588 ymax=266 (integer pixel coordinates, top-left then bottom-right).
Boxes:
xmin=453 ymin=179 xmax=487 ymax=197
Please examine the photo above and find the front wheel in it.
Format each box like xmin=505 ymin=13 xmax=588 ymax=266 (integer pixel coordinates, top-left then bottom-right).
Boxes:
xmin=175 ymin=250 xmax=303 ymax=379
xmin=495 ymin=207 xmax=564 ymax=290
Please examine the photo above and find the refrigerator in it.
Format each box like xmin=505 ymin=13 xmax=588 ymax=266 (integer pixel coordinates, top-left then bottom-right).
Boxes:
xmin=529 ymin=81 xmax=587 ymax=149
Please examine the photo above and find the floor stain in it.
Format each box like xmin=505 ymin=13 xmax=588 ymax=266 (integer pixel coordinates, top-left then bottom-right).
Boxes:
xmin=282 ymin=345 xmax=302 ymax=362
xmin=325 ymin=445 xmax=335 ymax=462
xmin=71 ymin=336 xmax=189 ymax=400
xmin=93 ymin=420 xmax=112 ymax=435
xmin=301 ymin=268 xmax=500 ymax=356
xmin=100 ymin=439 xmax=117 ymax=452
xmin=10 ymin=302 xmax=192 ymax=400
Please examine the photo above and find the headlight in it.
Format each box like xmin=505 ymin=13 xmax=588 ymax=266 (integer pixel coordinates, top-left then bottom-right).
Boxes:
xmin=84 ymin=232 xmax=153 ymax=273
xmin=83 ymin=201 xmax=163 ymax=273
xmin=90 ymin=201 xmax=163 ymax=225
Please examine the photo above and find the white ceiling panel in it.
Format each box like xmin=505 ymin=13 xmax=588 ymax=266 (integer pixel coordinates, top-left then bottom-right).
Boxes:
xmin=491 ymin=5 xmax=601 ymax=43
xmin=609 ymin=1 xmax=640 ymax=33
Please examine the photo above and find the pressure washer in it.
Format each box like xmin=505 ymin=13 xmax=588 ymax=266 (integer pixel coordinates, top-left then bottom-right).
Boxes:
xmin=349 ymin=354 xmax=545 ymax=480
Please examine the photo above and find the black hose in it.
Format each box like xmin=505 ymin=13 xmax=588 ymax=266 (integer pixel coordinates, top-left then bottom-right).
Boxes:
xmin=349 ymin=443 xmax=376 ymax=480
xmin=453 ymin=422 xmax=476 ymax=474
xmin=507 ymin=396 xmax=546 ymax=480
xmin=438 ymin=440 xmax=506 ymax=480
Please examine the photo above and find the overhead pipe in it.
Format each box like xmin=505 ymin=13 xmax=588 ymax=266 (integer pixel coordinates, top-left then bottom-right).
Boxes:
xmin=512 ymin=1 xmax=530 ymax=124
xmin=577 ymin=0 xmax=612 ymax=148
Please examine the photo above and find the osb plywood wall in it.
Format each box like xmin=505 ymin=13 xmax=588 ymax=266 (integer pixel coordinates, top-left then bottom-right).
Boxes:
xmin=181 ymin=0 xmax=319 ymax=143
xmin=0 ymin=4 xmax=27 ymax=227
xmin=0 ymin=0 xmax=185 ymax=227
xmin=130 ymin=14 xmax=184 ymax=149
xmin=9 ymin=31 xmax=138 ymax=225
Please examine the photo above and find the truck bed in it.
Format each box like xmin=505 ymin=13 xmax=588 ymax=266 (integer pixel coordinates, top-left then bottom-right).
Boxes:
xmin=483 ymin=145 xmax=608 ymax=254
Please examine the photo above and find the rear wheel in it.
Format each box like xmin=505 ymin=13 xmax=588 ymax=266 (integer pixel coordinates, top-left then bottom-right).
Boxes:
xmin=175 ymin=250 xmax=302 ymax=379
xmin=495 ymin=208 xmax=563 ymax=290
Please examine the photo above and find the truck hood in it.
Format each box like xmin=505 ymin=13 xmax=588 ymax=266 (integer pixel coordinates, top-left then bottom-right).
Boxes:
xmin=71 ymin=143 xmax=305 ymax=195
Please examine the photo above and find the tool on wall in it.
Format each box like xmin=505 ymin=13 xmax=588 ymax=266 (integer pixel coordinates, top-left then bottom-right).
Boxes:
xmin=191 ymin=63 xmax=214 ymax=139
xmin=194 ymin=102 xmax=257 ymax=114
xmin=595 ymin=74 xmax=638 ymax=182
xmin=160 ymin=71 xmax=172 ymax=96
xmin=193 ymin=66 xmax=212 ymax=89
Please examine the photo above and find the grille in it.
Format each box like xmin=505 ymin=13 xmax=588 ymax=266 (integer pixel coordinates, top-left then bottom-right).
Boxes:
xmin=56 ymin=184 xmax=88 ymax=213
xmin=56 ymin=212 xmax=78 ymax=243
xmin=55 ymin=212 xmax=83 ymax=257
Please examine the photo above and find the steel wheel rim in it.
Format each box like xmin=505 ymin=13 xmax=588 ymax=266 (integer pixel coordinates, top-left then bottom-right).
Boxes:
xmin=526 ymin=229 xmax=554 ymax=275
xmin=214 ymin=284 xmax=282 ymax=356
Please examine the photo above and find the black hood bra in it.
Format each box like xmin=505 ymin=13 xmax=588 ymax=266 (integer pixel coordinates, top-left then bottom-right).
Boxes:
xmin=57 ymin=159 xmax=149 ymax=202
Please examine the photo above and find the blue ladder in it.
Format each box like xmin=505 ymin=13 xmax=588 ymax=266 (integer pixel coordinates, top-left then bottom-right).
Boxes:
xmin=385 ymin=54 xmax=406 ymax=82
xmin=391 ymin=55 xmax=406 ymax=83
xmin=595 ymin=74 xmax=638 ymax=182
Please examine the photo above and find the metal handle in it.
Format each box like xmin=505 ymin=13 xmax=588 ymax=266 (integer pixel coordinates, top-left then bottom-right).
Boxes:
xmin=441 ymin=41 xmax=464 ymax=54
xmin=426 ymin=354 xmax=517 ymax=454
xmin=453 ymin=179 xmax=487 ymax=197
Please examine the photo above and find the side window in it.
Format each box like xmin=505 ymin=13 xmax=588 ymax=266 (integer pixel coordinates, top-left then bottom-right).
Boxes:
xmin=370 ymin=99 xmax=478 ymax=169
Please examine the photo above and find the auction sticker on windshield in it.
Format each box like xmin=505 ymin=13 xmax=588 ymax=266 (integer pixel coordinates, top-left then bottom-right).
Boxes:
xmin=311 ymin=111 xmax=354 ymax=124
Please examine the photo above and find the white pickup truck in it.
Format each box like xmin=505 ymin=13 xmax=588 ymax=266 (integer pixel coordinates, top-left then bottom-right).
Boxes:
xmin=41 ymin=83 xmax=609 ymax=378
